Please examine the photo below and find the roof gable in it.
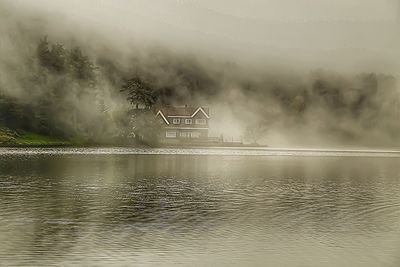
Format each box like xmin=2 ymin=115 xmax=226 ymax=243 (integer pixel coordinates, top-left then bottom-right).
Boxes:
xmin=156 ymin=110 xmax=170 ymax=125
xmin=192 ymin=107 xmax=210 ymax=119
xmin=156 ymin=106 xmax=210 ymax=118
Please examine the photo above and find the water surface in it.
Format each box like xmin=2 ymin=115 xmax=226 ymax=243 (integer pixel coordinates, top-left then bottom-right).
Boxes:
xmin=1 ymin=147 xmax=400 ymax=266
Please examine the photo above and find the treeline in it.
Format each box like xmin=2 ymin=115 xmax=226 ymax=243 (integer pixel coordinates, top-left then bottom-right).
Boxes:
xmin=238 ymin=71 xmax=398 ymax=144
xmin=0 ymin=36 xmax=174 ymax=145
xmin=0 ymin=37 xmax=126 ymax=143
xmin=0 ymin=35 xmax=399 ymax=146
xmin=37 ymin=37 xmax=96 ymax=83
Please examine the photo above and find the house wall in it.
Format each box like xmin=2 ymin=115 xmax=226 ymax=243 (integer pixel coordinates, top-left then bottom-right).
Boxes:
xmin=167 ymin=112 xmax=209 ymax=128
xmin=164 ymin=129 xmax=208 ymax=139
xmin=156 ymin=107 xmax=210 ymax=140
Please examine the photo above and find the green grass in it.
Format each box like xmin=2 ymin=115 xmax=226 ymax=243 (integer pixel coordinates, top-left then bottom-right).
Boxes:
xmin=0 ymin=127 xmax=72 ymax=147
xmin=15 ymin=133 xmax=72 ymax=146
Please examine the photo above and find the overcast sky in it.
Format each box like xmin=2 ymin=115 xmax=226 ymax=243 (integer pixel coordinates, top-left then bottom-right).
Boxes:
xmin=6 ymin=0 xmax=400 ymax=72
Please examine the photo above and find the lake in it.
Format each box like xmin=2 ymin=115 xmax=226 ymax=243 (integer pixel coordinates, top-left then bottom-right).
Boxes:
xmin=1 ymin=147 xmax=400 ymax=266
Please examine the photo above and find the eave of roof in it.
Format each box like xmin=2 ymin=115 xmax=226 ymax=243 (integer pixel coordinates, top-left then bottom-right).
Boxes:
xmin=156 ymin=106 xmax=210 ymax=118
xmin=156 ymin=110 xmax=170 ymax=125
xmin=192 ymin=107 xmax=210 ymax=119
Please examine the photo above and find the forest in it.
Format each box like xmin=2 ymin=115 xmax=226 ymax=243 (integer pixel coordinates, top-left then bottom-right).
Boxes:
xmin=0 ymin=34 xmax=399 ymax=147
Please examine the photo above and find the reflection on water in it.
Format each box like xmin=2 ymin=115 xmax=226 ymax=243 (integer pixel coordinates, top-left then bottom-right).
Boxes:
xmin=1 ymin=148 xmax=400 ymax=266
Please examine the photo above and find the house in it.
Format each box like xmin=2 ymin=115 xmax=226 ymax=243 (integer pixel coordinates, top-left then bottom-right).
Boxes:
xmin=155 ymin=106 xmax=210 ymax=140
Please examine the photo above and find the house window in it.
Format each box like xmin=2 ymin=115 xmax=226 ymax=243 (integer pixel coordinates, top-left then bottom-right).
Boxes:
xmin=185 ymin=119 xmax=193 ymax=125
xmin=166 ymin=131 xmax=177 ymax=138
xmin=195 ymin=119 xmax=206 ymax=125
xmin=191 ymin=132 xmax=200 ymax=138
xmin=180 ymin=132 xmax=189 ymax=138
xmin=172 ymin=119 xmax=181 ymax=124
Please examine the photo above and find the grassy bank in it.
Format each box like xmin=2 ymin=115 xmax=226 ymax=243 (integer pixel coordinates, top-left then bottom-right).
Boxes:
xmin=0 ymin=127 xmax=72 ymax=147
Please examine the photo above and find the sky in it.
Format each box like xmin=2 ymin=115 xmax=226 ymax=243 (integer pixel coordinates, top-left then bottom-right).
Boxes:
xmin=195 ymin=0 xmax=397 ymax=21
xmin=5 ymin=0 xmax=400 ymax=73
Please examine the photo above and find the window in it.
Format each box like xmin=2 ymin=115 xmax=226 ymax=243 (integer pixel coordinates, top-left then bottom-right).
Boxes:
xmin=185 ymin=119 xmax=193 ymax=125
xmin=195 ymin=119 xmax=206 ymax=125
xmin=191 ymin=132 xmax=200 ymax=138
xmin=166 ymin=131 xmax=177 ymax=138
xmin=180 ymin=132 xmax=189 ymax=138
xmin=172 ymin=119 xmax=181 ymax=124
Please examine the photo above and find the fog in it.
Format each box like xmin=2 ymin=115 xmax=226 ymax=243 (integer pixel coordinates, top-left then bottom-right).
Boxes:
xmin=1 ymin=0 xmax=400 ymax=147
xmin=8 ymin=0 xmax=400 ymax=71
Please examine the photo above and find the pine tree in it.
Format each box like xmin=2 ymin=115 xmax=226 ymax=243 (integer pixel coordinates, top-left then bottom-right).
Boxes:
xmin=69 ymin=47 xmax=96 ymax=83
xmin=121 ymin=77 xmax=157 ymax=108
xmin=37 ymin=36 xmax=52 ymax=68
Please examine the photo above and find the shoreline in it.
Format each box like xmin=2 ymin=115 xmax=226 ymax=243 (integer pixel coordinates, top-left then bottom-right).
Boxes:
xmin=2 ymin=146 xmax=400 ymax=154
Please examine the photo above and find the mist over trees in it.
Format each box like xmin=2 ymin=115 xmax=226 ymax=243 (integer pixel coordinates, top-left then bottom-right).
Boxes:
xmin=0 ymin=35 xmax=126 ymax=144
xmin=1 ymin=34 xmax=398 ymax=147
xmin=0 ymin=2 xmax=399 ymax=147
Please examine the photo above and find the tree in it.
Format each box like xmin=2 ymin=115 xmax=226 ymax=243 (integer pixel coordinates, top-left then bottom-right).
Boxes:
xmin=49 ymin=43 xmax=66 ymax=73
xmin=244 ymin=123 xmax=269 ymax=145
xmin=128 ymin=110 xmax=162 ymax=145
xmin=0 ymin=94 xmax=24 ymax=129
xmin=37 ymin=37 xmax=66 ymax=73
xmin=121 ymin=77 xmax=157 ymax=108
xmin=69 ymin=47 xmax=96 ymax=83
xmin=312 ymin=79 xmax=345 ymax=110
xmin=37 ymin=36 xmax=51 ymax=68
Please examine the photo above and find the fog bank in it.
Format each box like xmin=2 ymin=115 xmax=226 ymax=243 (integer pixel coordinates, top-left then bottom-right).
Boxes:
xmin=1 ymin=0 xmax=400 ymax=147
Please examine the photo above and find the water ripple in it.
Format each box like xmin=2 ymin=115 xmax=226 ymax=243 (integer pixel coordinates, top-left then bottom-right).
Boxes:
xmin=1 ymin=150 xmax=400 ymax=266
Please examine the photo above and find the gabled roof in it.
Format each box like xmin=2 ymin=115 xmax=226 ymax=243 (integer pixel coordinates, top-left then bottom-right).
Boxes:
xmin=156 ymin=110 xmax=170 ymax=125
xmin=156 ymin=106 xmax=210 ymax=119
xmin=192 ymin=107 xmax=210 ymax=119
